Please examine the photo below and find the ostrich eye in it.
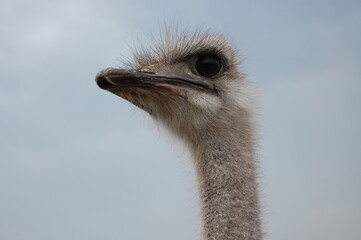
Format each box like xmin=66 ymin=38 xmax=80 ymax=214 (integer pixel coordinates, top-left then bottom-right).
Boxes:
xmin=195 ymin=55 xmax=222 ymax=77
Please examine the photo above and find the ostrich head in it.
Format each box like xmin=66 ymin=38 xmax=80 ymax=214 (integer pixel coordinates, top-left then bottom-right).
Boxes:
xmin=96 ymin=31 xmax=254 ymax=142
xmin=95 ymin=31 xmax=262 ymax=240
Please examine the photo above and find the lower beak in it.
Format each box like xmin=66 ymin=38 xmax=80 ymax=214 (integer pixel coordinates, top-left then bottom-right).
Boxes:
xmin=95 ymin=68 xmax=217 ymax=95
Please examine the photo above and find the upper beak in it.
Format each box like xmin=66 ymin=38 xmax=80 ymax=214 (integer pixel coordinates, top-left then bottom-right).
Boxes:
xmin=95 ymin=68 xmax=217 ymax=95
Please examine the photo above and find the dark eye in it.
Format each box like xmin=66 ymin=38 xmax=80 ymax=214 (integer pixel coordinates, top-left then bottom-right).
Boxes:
xmin=195 ymin=55 xmax=222 ymax=77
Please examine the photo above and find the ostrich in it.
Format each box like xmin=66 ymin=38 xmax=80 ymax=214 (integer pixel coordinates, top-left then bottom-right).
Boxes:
xmin=95 ymin=30 xmax=262 ymax=240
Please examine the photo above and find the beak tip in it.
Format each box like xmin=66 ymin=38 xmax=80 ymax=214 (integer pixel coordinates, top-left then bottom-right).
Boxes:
xmin=95 ymin=77 xmax=106 ymax=90
xmin=95 ymin=70 xmax=111 ymax=90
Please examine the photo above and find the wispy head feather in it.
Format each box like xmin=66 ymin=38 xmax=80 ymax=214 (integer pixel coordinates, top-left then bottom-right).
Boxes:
xmin=123 ymin=28 xmax=237 ymax=70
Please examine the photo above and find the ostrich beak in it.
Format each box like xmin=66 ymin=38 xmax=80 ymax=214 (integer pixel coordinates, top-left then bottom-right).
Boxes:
xmin=95 ymin=68 xmax=217 ymax=95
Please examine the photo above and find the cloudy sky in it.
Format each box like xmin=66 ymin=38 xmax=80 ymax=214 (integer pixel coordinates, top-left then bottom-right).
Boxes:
xmin=1 ymin=0 xmax=360 ymax=239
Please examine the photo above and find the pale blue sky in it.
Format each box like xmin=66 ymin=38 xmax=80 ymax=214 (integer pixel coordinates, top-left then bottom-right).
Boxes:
xmin=1 ymin=1 xmax=360 ymax=240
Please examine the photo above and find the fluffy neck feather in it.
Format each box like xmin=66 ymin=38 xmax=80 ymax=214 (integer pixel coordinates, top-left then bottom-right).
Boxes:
xmin=185 ymin=109 xmax=262 ymax=240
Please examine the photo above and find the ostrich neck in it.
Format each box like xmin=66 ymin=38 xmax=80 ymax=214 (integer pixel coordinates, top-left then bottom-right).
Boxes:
xmin=187 ymin=114 xmax=262 ymax=240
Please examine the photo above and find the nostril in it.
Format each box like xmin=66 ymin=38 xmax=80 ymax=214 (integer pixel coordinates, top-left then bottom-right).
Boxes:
xmin=95 ymin=75 xmax=112 ymax=90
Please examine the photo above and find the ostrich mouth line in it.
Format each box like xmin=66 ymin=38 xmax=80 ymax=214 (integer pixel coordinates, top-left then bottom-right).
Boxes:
xmin=95 ymin=68 xmax=217 ymax=95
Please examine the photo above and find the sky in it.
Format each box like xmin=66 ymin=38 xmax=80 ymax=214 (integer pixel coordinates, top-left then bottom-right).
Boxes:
xmin=1 ymin=0 xmax=361 ymax=239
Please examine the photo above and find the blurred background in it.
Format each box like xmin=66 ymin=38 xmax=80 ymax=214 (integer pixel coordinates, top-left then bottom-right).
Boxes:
xmin=1 ymin=0 xmax=360 ymax=239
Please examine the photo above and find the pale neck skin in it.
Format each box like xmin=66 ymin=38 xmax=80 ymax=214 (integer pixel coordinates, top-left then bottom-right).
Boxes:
xmin=182 ymin=109 xmax=262 ymax=240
